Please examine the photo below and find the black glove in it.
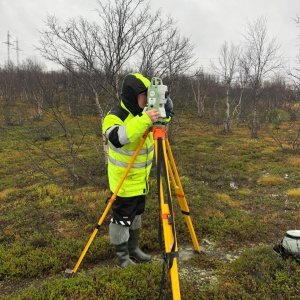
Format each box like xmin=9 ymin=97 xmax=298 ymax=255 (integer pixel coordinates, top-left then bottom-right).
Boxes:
xmin=165 ymin=95 xmax=174 ymax=118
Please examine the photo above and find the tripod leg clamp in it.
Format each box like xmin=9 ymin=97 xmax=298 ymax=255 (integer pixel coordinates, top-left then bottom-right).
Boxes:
xmin=161 ymin=213 xmax=175 ymax=225
xmin=164 ymin=251 xmax=179 ymax=269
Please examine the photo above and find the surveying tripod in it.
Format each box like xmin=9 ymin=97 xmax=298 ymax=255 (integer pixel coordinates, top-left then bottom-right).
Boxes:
xmin=65 ymin=124 xmax=200 ymax=300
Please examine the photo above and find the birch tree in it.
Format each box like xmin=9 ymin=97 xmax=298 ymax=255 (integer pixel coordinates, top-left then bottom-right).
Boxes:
xmin=190 ymin=68 xmax=216 ymax=118
xmin=138 ymin=26 xmax=195 ymax=96
xmin=240 ymin=16 xmax=283 ymax=138
xmin=38 ymin=0 xmax=173 ymax=119
xmin=212 ymin=41 xmax=241 ymax=133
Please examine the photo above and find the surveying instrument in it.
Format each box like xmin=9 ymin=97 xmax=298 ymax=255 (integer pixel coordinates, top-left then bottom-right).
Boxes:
xmin=65 ymin=77 xmax=200 ymax=300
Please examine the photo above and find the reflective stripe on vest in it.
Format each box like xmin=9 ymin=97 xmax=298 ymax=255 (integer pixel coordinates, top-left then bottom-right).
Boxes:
xmin=105 ymin=125 xmax=130 ymax=145
xmin=108 ymin=156 xmax=153 ymax=168
xmin=109 ymin=143 xmax=154 ymax=156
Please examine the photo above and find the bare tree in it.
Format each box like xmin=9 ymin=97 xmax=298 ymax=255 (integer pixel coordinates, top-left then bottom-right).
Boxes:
xmin=37 ymin=0 xmax=176 ymax=119
xmin=38 ymin=14 xmax=117 ymax=119
xmin=240 ymin=16 xmax=284 ymax=138
xmin=0 ymin=62 xmax=24 ymax=125
xmin=212 ymin=41 xmax=241 ymax=133
xmin=190 ymin=68 xmax=216 ymax=118
xmin=234 ymin=65 xmax=249 ymax=124
xmin=93 ymin=0 xmax=175 ymax=96
xmin=289 ymin=14 xmax=300 ymax=82
xmin=21 ymin=72 xmax=104 ymax=186
xmin=138 ymin=26 xmax=195 ymax=95
xmin=19 ymin=58 xmax=46 ymax=120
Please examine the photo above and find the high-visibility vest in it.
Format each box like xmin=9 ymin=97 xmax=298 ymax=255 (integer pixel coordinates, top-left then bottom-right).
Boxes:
xmin=102 ymin=101 xmax=154 ymax=197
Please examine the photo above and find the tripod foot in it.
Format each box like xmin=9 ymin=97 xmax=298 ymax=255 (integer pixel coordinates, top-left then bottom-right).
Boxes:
xmin=64 ymin=268 xmax=75 ymax=277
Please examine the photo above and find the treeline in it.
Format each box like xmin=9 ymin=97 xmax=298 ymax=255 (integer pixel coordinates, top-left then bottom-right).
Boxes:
xmin=1 ymin=59 xmax=300 ymax=187
xmin=0 ymin=59 xmax=299 ymax=132
xmin=0 ymin=0 xmax=299 ymax=137
xmin=0 ymin=61 xmax=104 ymax=125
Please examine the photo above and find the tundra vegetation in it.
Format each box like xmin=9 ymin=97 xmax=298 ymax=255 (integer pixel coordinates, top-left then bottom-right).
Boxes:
xmin=1 ymin=0 xmax=300 ymax=299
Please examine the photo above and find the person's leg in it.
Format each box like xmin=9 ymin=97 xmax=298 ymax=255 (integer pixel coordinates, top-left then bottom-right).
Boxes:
xmin=109 ymin=222 xmax=135 ymax=268
xmin=128 ymin=195 xmax=151 ymax=262
xmin=109 ymin=195 xmax=140 ymax=267
xmin=128 ymin=214 xmax=151 ymax=262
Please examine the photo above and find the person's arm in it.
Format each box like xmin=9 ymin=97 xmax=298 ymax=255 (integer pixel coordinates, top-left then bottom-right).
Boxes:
xmin=103 ymin=111 xmax=156 ymax=148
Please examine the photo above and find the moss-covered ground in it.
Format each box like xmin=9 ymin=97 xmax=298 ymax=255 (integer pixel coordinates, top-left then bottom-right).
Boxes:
xmin=0 ymin=112 xmax=299 ymax=299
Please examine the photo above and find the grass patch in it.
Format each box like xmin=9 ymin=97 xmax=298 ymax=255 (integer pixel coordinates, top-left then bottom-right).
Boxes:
xmin=199 ymin=246 xmax=300 ymax=300
xmin=1 ymin=263 xmax=170 ymax=300
xmin=1 ymin=112 xmax=300 ymax=298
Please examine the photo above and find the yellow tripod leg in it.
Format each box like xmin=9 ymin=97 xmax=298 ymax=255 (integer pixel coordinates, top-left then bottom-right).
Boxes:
xmin=65 ymin=131 xmax=149 ymax=275
xmin=155 ymin=136 xmax=181 ymax=300
xmin=161 ymin=201 xmax=181 ymax=300
xmin=165 ymin=137 xmax=200 ymax=253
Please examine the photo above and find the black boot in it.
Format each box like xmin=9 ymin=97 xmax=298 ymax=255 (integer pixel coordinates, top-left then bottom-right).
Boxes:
xmin=128 ymin=229 xmax=151 ymax=262
xmin=115 ymin=242 xmax=136 ymax=268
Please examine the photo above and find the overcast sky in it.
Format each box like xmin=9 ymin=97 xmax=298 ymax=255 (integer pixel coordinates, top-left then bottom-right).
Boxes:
xmin=1 ymin=0 xmax=300 ymax=73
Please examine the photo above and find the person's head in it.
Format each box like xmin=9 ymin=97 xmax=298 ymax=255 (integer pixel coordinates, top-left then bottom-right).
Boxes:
xmin=121 ymin=73 xmax=150 ymax=116
xmin=137 ymin=91 xmax=148 ymax=109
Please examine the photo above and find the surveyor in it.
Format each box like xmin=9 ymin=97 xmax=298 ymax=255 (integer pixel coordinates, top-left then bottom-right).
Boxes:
xmin=102 ymin=73 xmax=159 ymax=268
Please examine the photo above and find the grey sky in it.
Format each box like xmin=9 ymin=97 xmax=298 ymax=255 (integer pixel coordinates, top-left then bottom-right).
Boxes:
xmin=1 ymin=0 xmax=299 ymax=73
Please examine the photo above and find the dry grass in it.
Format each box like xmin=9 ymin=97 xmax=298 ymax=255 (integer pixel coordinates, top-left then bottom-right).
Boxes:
xmin=287 ymin=188 xmax=300 ymax=198
xmin=215 ymin=192 xmax=241 ymax=208
xmin=257 ymin=175 xmax=285 ymax=185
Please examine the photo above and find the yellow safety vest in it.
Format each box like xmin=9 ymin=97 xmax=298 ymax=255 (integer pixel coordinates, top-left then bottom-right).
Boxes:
xmin=102 ymin=101 xmax=154 ymax=197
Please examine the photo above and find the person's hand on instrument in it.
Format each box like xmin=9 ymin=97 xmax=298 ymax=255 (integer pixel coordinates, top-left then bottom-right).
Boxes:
xmin=145 ymin=109 xmax=159 ymax=123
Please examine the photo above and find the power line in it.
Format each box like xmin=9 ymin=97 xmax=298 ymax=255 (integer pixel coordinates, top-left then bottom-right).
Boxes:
xmin=12 ymin=38 xmax=23 ymax=66
xmin=2 ymin=30 xmax=13 ymax=63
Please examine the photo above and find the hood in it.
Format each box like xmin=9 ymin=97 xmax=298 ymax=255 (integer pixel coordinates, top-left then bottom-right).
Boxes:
xmin=121 ymin=73 xmax=150 ymax=116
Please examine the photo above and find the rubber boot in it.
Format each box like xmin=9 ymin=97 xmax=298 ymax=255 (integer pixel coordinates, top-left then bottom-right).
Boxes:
xmin=115 ymin=242 xmax=136 ymax=268
xmin=128 ymin=229 xmax=151 ymax=262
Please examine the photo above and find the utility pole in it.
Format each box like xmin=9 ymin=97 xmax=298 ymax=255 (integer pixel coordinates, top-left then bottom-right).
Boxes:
xmin=3 ymin=31 xmax=14 ymax=63
xmin=13 ymin=38 xmax=22 ymax=66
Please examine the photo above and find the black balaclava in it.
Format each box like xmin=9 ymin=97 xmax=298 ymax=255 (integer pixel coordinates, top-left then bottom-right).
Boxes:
xmin=121 ymin=73 xmax=150 ymax=116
